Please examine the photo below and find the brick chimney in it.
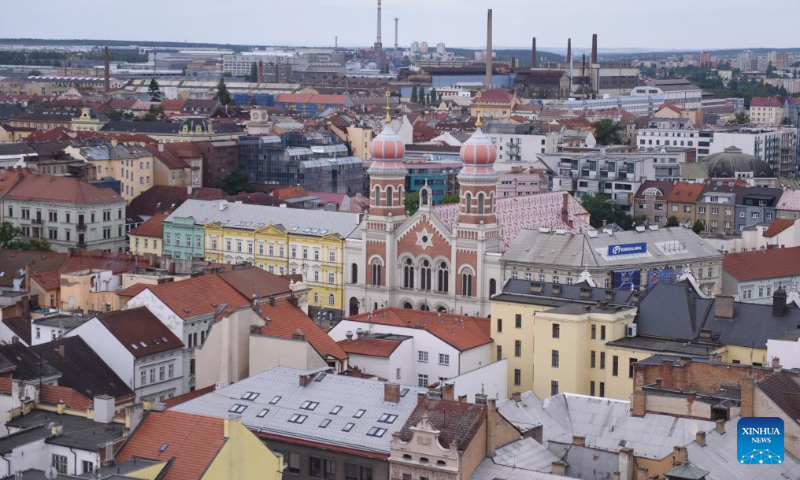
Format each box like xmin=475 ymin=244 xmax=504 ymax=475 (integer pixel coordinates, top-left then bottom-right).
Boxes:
xmin=486 ymin=397 xmax=498 ymax=457
xmin=298 ymin=373 xmax=314 ymax=387
xmin=771 ymin=356 xmax=781 ymax=371
xmin=673 ymin=445 xmax=688 ymax=465
xmin=511 ymin=391 xmax=522 ymax=402
xmin=384 ymin=382 xmax=400 ymax=404
xmin=715 ymin=419 xmax=725 ymax=435
xmin=740 ymin=376 xmax=756 ymax=417
xmin=631 ymin=390 xmax=646 ymax=417
xmin=714 ymin=295 xmax=735 ymax=319
xmin=441 ymin=383 xmax=455 ymax=401
xmin=257 ymin=60 xmax=265 ymax=84
xmin=695 ymin=431 xmax=706 ymax=447
xmin=591 ymin=34 xmax=598 ymax=64
xmin=551 ymin=461 xmax=567 ymax=476
xmin=572 ymin=435 xmax=586 ymax=447
xmin=292 ymin=329 xmax=305 ymax=341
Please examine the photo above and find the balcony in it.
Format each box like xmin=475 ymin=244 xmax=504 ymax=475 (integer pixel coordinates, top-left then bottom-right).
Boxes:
xmin=77 ymin=222 xmax=87 ymax=231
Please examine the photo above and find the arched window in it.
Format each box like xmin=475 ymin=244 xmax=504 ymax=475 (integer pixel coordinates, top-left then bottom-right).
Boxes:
xmin=403 ymin=302 xmax=413 ymax=309
xmin=420 ymin=259 xmax=432 ymax=290
xmin=437 ymin=306 xmax=448 ymax=313
xmin=437 ymin=261 xmax=449 ymax=293
xmin=421 ymin=188 xmax=429 ymax=207
xmin=489 ymin=278 xmax=497 ymax=297
xmin=461 ymin=269 xmax=474 ymax=297
xmin=477 ymin=193 xmax=485 ymax=214
xmin=351 ymin=263 xmax=358 ymax=284
xmin=465 ymin=192 xmax=472 ymax=214
xmin=349 ymin=297 xmax=360 ymax=316
xmin=420 ymin=303 xmax=430 ymax=311
xmin=403 ymin=258 xmax=414 ymax=289
xmin=371 ymin=259 xmax=383 ymax=286
xmin=373 ymin=186 xmax=382 ymax=207
xmin=386 ymin=186 xmax=394 ymax=207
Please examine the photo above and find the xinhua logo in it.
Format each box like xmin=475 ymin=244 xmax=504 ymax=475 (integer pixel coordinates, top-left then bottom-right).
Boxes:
xmin=737 ymin=417 xmax=784 ymax=464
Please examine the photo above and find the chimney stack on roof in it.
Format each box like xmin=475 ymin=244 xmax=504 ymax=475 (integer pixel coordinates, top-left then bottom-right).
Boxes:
xmin=104 ymin=46 xmax=110 ymax=94
xmin=591 ymin=33 xmax=598 ymax=64
xmin=384 ymin=382 xmax=400 ymax=404
xmin=714 ymin=295 xmax=735 ymax=319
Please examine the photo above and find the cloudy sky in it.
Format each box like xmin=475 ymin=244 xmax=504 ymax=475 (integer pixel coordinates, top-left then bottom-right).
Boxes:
xmin=5 ymin=0 xmax=798 ymax=51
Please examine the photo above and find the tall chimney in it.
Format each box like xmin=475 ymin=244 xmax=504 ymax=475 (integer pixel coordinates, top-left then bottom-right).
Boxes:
xmin=257 ymin=60 xmax=264 ymax=84
xmin=531 ymin=37 xmax=537 ymax=68
xmin=376 ymin=0 xmax=382 ymax=47
xmin=485 ymin=9 xmax=493 ymax=89
xmin=394 ymin=18 xmax=399 ymax=50
xmin=567 ymin=38 xmax=572 ymax=66
xmin=591 ymin=33 xmax=598 ymax=64
xmin=104 ymin=46 xmax=110 ymax=93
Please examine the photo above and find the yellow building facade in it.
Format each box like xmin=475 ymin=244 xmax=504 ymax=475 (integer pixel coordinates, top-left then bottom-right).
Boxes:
xmin=203 ymin=416 xmax=284 ymax=480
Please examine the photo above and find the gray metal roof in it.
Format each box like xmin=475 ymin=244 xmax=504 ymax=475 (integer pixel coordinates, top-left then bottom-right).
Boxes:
xmin=7 ymin=410 xmax=126 ymax=452
xmin=502 ymin=227 xmax=722 ymax=269
xmin=471 ymin=437 xmax=564 ymax=480
xmin=172 ymin=366 xmax=425 ymax=455
xmin=165 ymin=199 xmax=361 ymax=238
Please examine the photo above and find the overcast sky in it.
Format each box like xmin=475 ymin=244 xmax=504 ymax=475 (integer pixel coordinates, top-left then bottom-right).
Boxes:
xmin=5 ymin=0 xmax=798 ymax=51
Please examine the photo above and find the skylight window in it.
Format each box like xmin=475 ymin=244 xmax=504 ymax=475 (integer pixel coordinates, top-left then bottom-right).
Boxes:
xmin=241 ymin=392 xmax=260 ymax=401
xmin=330 ymin=405 xmax=342 ymax=415
xmin=400 ymin=388 xmax=409 ymax=397
xmin=342 ymin=423 xmax=355 ymax=432
xmin=319 ymin=419 xmax=331 ymax=428
xmin=256 ymin=409 xmax=269 ymax=418
xmin=228 ymin=404 xmax=247 ymax=414
xmin=378 ymin=414 xmax=397 ymax=424
xmin=353 ymin=409 xmax=366 ymax=418
xmin=161 ymin=336 xmax=169 ymax=343
xmin=300 ymin=401 xmax=319 ymax=411
xmin=269 ymin=396 xmax=281 ymax=404
xmin=288 ymin=414 xmax=307 ymax=424
xmin=367 ymin=427 xmax=387 ymax=437
xmin=130 ymin=343 xmax=138 ymax=350
xmin=139 ymin=341 xmax=148 ymax=348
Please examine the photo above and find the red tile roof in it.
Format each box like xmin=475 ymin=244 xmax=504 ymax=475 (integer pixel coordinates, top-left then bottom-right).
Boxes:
xmin=131 ymin=275 xmax=250 ymax=319
xmin=161 ymin=99 xmax=187 ymax=112
xmin=750 ymin=97 xmax=783 ymax=108
xmin=667 ymin=182 xmax=705 ymax=203
xmin=145 ymin=144 xmax=189 ymax=170
xmin=116 ymin=410 xmax=226 ymax=480
xmin=399 ymin=398 xmax=486 ymax=450
xmin=763 ymin=218 xmax=794 ymax=238
xmin=723 ymin=246 xmax=800 ymax=282
xmin=40 ymin=385 xmax=93 ymax=410
xmin=117 ymin=282 xmax=150 ymax=299
xmin=346 ymin=308 xmax=492 ymax=351
xmin=218 ymin=267 xmax=293 ymax=300
xmin=0 ymin=250 xmax=67 ymax=289
xmin=257 ymin=299 xmax=348 ymax=361
xmin=162 ymin=385 xmax=214 ymax=408
xmin=31 ymin=271 xmax=60 ymax=291
xmin=475 ymin=88 xmax=514 ymax=104
xmin=130 ymin=212 xmax=168 ymax=239
xmin=658 ymin=103 xmax=683 ymax=113
xmin=5 ymin=174 xmax=124 ymax=205
xmin=337 ymin=337 xmax=403 ymax=358
xmin=97 ymin=307 xmax=184 ymax=358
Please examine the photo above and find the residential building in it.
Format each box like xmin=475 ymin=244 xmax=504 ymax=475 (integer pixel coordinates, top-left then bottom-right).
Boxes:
xmin=496 ymin=167 xmax=548 ymax=198
xmin=722 ymin=248 xmax=800 ymax=303
xmin=65 ymin=141 xmax=155 ymax=202
xmin=345 ymin=122 xmax=591 ymax=318
xmin=483 ymin=121 xmax=562 ymax=162
xmin=116 ymin=410 xmax=284 ymax=480
xmin=735 ymin=186 xmax=782 ymax=231
xmin=1 ymin=174 xmax=126 ymax=253
xmin=173 ymin=367 xmax=425 ymax=480
xmin=708 ymin=129 xmax=793 ymax=178
xmin=666 ymin=182 xmax=706 ymax=227
xmin=632 ymin=181 xmax=675 ymax=227
xmin=696 ymin=183 xmax=738 ymax=234
xmin=30 ymin=314 xmax=90 ymax=345
xmin=163 ymin=199 xmax=360 ymax=319
xmin=636 ymin=118 xmax=700 ymax=157
xmin=129 ymin=212 xmax=166 ymax=256
xmin=145 ymin=143 xmax=203 ymax=191
xmin=470 ymin=89 xmax=518 ymax=120
xmin=501 ymin=226 xmax=723 ymax=296
xmin=777 ymin=189 xmax=800 ymax=219
xmin=66 ymin=307 xmax=185 ymax=402
xmin=329 ymin=308 xmax=493 ymax=388
xmin=99 ymin=118 xmax=243 ymax=143
xmin=749 ymin=97 xmax=784 ymax=126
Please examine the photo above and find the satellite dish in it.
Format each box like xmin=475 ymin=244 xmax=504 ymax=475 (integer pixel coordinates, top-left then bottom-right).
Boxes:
xmin=45 ymin=466 xmax=58 ymax=480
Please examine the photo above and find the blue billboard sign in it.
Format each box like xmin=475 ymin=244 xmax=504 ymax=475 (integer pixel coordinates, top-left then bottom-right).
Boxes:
xmin=607 ymin=242 xmax=647 ymax=257
xmin=613 ymin=269 xmax=641 ymax=291
xmin=647 ymin=268 xmax=680 ymax=289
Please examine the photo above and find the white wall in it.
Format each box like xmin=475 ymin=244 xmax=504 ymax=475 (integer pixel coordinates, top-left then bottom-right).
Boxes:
xmin=446 ymin=359 xmax=509 ymax=403
xmin=458 ymin=344 xmax=493 ymax=374
xmin=135 ymin=349 xmax=183 ymax=402
xmin=49 ymin=444 xmax=99 ymax=476
xmin=767 ymin=337 xmax=800 ymax=369
xmin=1 ymin=438 xmax=47 ymax=477
xmin=0 ymin=321 xmax=27 ymax=346
xmin=248 ymin=335 xmax=327 ymax=375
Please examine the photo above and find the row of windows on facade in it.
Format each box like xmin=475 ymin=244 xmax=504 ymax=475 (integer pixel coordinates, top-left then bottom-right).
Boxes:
xmin=21 ymin=225 xmax=119 ymax=242
xmin=509 ymin=267 xmax=715 ymax=284
xmin=273 ymin=451 xmax=374 ymax=480
xmin=367 ymin=262 xmax=477 ymax=297
xmin=7 ymin=207 xmax=120 ymax=223
xmin=640 ymin=139 xmax=695 ymax=147
xmin=139 ymin=362 xmax=176 ymax=386
xmin=741 ymin=283 xmax=776 ymax=300
xmin=52 ymin=455 xmax=94 ymax=475
xmin=205 ymin=236 xmax=338 ymax=262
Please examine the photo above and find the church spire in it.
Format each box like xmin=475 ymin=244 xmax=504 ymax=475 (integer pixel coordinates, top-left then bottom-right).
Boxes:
xmin=367 ymin=100 xmax=407 ymax=220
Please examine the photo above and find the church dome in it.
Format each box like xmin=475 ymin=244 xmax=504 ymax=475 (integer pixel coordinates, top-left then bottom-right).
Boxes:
xmin=459 ymin=128 xmax=497 ymax=166
xmin=371 ymin=125 xmax=405 ymax=160
xmin=700 ymin=146 xmax=773 ymax=178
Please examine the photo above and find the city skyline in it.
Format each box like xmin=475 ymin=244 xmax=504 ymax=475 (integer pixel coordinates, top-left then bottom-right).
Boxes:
xmin=5 ymin=0 xmax=800 ymax=51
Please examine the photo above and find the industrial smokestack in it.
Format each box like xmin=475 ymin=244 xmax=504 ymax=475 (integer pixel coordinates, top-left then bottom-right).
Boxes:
xmin=531 ymin=37 xmax=537 ymax=69
xmin=394 ymin=18 xmax=399 ymax=50
xmin=591 ymin=33 xmax=598 ymax=64
xmin=567 ymin=38 xmax=572 ymax=66
xmin=376 ymin=0 xmax=382 ymax=45
xmin=104 ymin=46 xmax=110 ymax=93
xmin=257 ymin=60 xmax=264 ymax=84
xmin=485 ymin=9 xmax=493 ymax=89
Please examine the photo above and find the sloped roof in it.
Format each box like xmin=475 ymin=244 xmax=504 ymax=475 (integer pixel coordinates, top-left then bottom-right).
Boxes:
xmin=347 ymin=308 xmax=491 ymax=352
xmin=750 ymin=97 xmax=783 ymax=108
xmin=59 ymin=251 xmax=148 ymax=275
xmin=5 ymin=174 xmax=124 ymax=205
xmin=96 ymin=307 xmax=184 ymax=358
xmin=723 ymin=246 xmax=800 ymax=281
xmin=667 ymin=182 xmax=705 ymax=203
xmin=2 ymin=317 xmax=30 ymax=345
xmin=218 ymin=267 xmax=293 ymax=300
xmin=145 ymin=144 xmax=189 ymax=170
xmin=763 ymin=218 xmax=794 ymax=238
xmin=399 ymin=398 xmax=486 ymax=451
xmin=31 ymin=271 xmax=60 ymax=291
xmin=129 ymin=212 xmax=168 ymax=239
xmin=257 ymin=299 xmax=347 ymax=361
xmin=116 ymin=410 xmax=226 ymax=480
xmin=39 ymin=385 xmax=93 ymax=410
xmin=777 ymin=189 xmax=800 ymax=212
xmin=131 ymin=274 xmax=250 ymax=320
xmin=757 ymin=372 xmax=800 ymax=428
xmin=337 ymin=337 xmax=403 ymax=358
xmin=633 ymin=180 xmax=675 ymax=200
xmin=0 ymin=250 xmax=67 ymax=289
xmin=0 ymin=342 xmax=60 ymax=381
xmin=475 ymin=89 xmax=514 ymax=104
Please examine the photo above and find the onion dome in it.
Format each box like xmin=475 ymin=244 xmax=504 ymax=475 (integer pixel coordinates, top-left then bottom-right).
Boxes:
xmin=371 ymin=125 xmax=405 ymax=160
xmin=459 ymin=128 xmax=497 ymax=166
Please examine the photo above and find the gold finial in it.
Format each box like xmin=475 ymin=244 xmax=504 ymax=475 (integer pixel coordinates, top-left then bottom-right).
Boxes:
xmin=475 ymin=91 xmax=483 ymax=127
xmin=385 ymin=90 xmax=391 ymax=122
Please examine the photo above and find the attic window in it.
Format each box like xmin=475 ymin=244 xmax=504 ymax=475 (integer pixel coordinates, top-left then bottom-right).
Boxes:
xmin=256 ymin=409 xmax=269 ymax=418
xmin=159 ymin=443 xmax=169 ymax=454
xmin=378 ymin=414 xmax=397 ymax=424
xmin=330 ymin=405 xmax=342 ymax=415
xmin=139 ymin=341 xmax=147 ymax=348
xmin=367 ymin=427 xmax=386 ymax=437
xmin=269 ymin=396 xmax=281 ymax=404
xmin=288 ymin=414 xmax=307 ymax=424
xmin=300 ymin=401 xmax=319 ymax=411
xmin=228 ymin=404 xmax=247 ymax=414
xmin=319 ymin=419 xmax=331 ymax=428
xmin=342 ymin=422 xmax=355 ymax=432
xmin=161 ymin=336 xmax=169 ymax=343
xmin=353 ymin=409 xmax=366 ymax=418
xmin=241 ymin=392 xmax=260 ymax=401
xmin=130 ymin=343 xmax=138 ymax=350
